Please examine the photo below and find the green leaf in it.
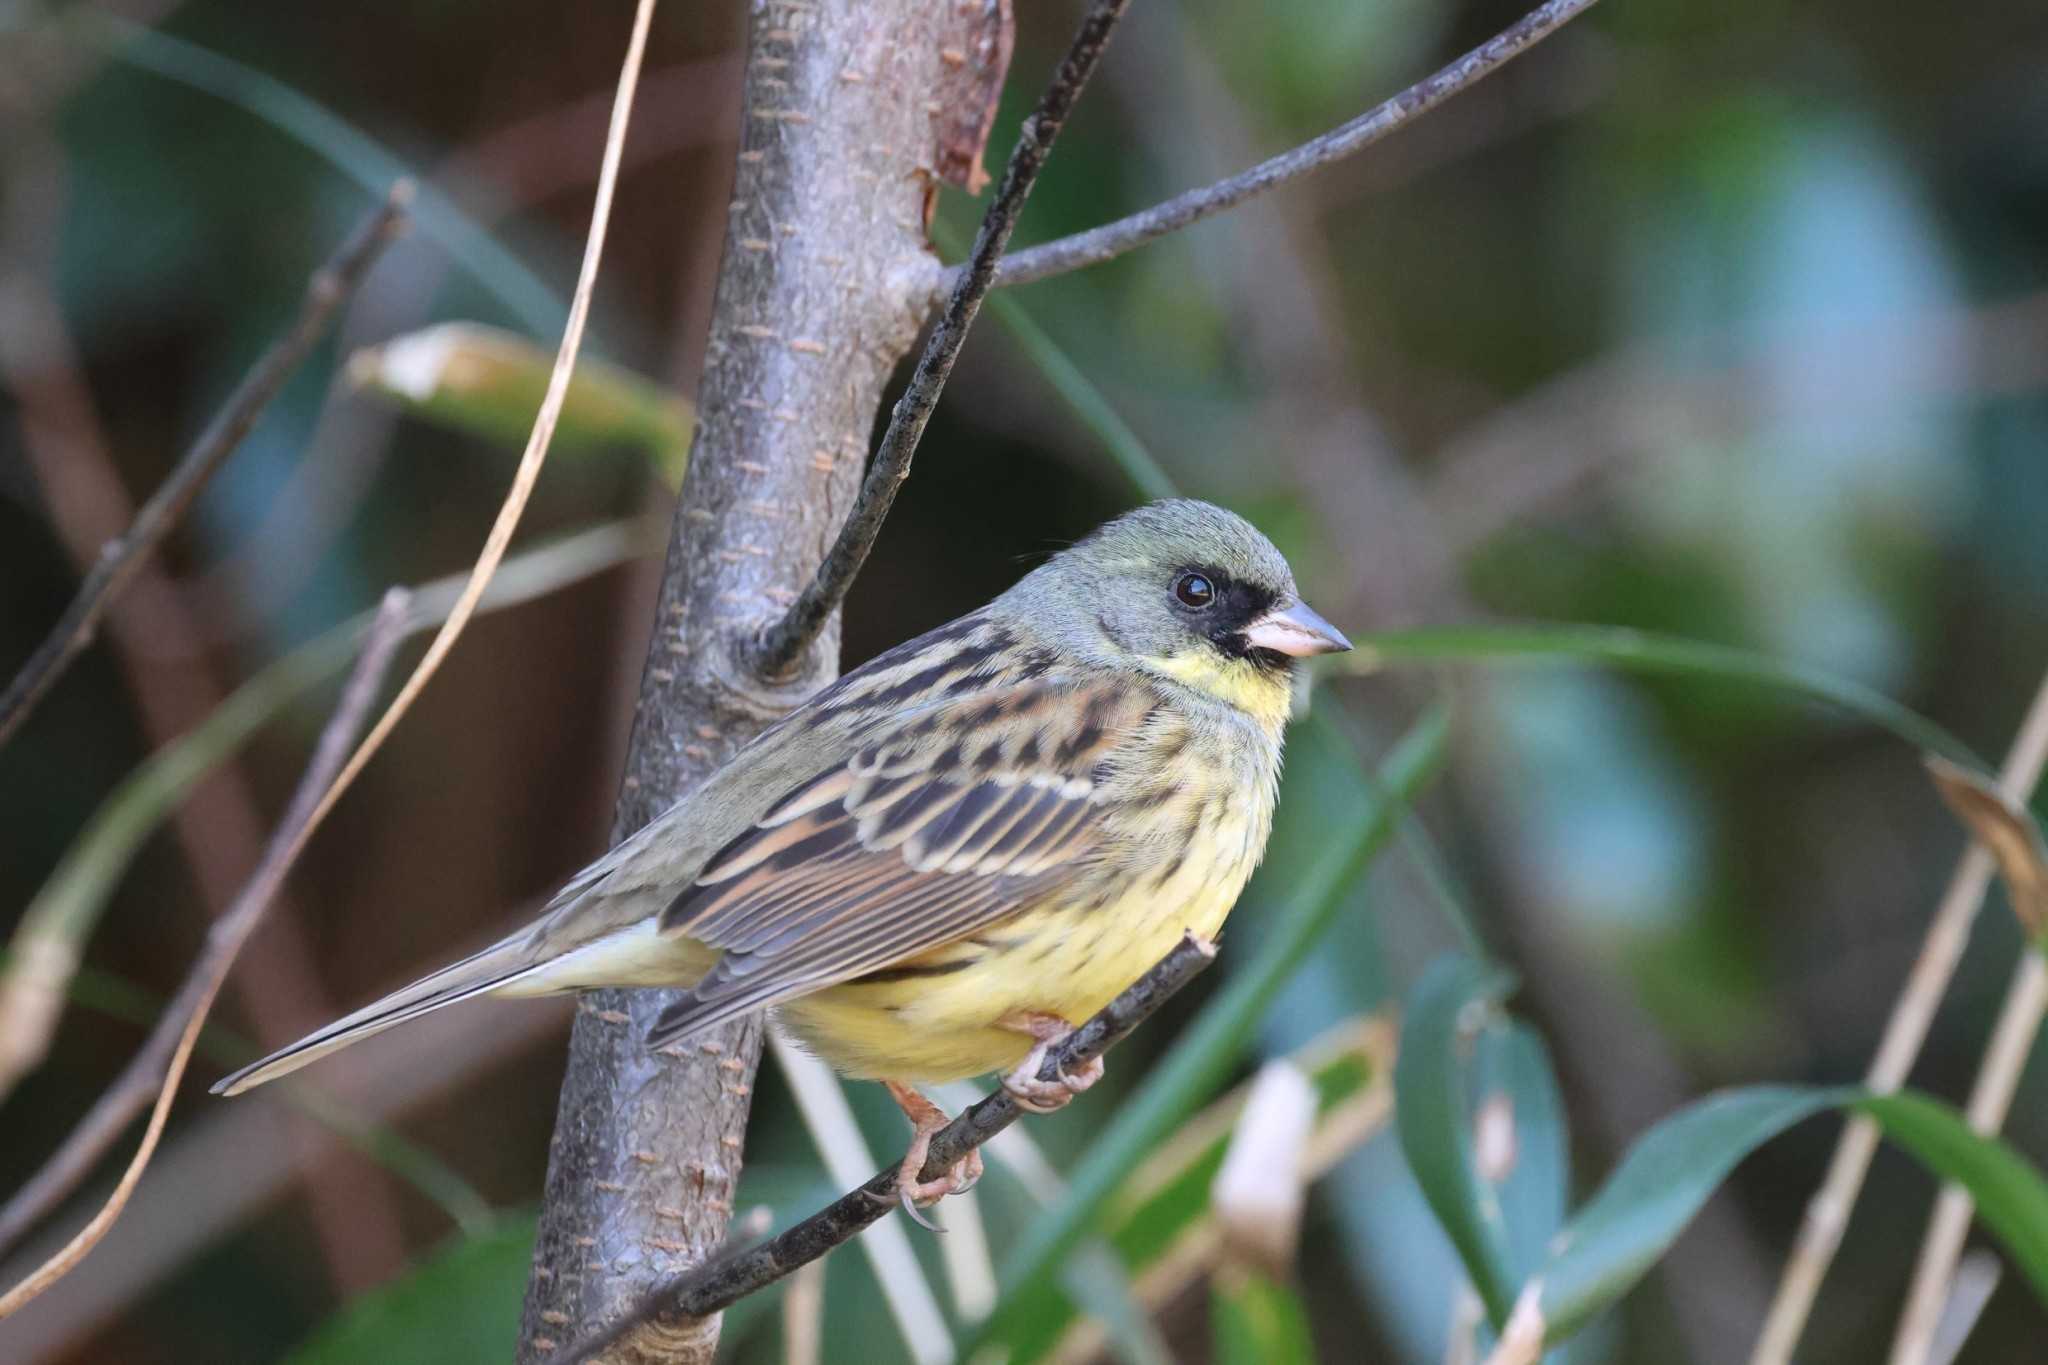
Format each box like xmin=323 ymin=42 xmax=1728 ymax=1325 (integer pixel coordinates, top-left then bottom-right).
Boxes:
xmin=348 ymin=323 xmax=694 ymax=487
xmin=1534 ymin=1086 xmax=1848 ymax=1343
xmin=1212 ymin=1268 xmax=1319 ymax=1365
xmin=964 ymin=706 xmax=1450 ymax=1357
xmin=1480 ymin=1021 xmax=1570 ymax=1288
xmin=285 ymin=1218 xmax=535 ymax=1365
xmin=1856 ymin=1092 xmax=2048 ymax=1307
xmin=80 ymin=15 xmax=566 ymax=337
xmin=1526 ymin=1086 xmax=2048 ymax=1348
xmin=1341 ymin=622 xmax=1985 ymax=775
xmin=1394 ymin=955 xmax=1520 ymax=1327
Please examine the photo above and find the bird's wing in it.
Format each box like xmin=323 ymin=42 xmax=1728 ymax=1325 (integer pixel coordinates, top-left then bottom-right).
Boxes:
xmin=646 ymin=677 xmax=1152 ymax=1047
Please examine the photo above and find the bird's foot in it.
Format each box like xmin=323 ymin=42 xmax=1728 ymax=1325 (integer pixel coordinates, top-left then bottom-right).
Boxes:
xmin=997 ymin=1011 xmax=1104 ymax=1114
xmin=879 ymin=1080 xmax=983 ymax=1229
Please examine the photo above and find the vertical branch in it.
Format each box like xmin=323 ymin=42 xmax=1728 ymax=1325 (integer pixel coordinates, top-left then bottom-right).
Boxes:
xmin=752 ymin=0 xmax=1131 ymax=675
xmin=516 ymin=2 xmax=1014 ymax=1360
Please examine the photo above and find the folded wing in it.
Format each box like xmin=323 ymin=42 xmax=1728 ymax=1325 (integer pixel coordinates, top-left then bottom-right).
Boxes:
xmin=647 ymin=679 xmax=1148 ymax=1048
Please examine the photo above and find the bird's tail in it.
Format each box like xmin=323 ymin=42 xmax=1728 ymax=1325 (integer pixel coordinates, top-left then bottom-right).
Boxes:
xmin=211 ymin=930 xmax=549 ymax=1096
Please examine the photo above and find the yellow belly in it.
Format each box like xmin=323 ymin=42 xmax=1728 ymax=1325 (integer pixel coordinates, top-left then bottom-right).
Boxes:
xmin=775 ymin=843 xmax=1250 ymax=1083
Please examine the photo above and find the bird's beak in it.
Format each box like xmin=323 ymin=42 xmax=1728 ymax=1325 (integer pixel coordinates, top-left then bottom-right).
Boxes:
xmin=1242 ymin=600 xmax=1352 ymax=657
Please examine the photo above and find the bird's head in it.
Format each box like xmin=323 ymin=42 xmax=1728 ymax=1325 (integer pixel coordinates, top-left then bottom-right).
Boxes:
xmin=1013 ymin=500 xmax=1351 ymax=724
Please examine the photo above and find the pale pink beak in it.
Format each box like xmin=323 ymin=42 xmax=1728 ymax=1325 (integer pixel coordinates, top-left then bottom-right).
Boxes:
xmin=1242 ymin=600 xmax=1352 ymax=657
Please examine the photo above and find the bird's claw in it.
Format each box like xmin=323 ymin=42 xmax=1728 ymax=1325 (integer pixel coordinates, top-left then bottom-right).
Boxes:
xmin=880 ymin=1079 xmax=982 ymax=1228
xmin=892 ymin=1143 xmax=983 ymax=1227
xmin=997 ymin=1013 xmax=1105 ymax=1113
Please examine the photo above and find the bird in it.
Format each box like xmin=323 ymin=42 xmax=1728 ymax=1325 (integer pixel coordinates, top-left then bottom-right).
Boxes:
xmin=212 ymin=499 xmax=1350 ymax=1209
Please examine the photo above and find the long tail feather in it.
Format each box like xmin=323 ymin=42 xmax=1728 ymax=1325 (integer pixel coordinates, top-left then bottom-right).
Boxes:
xmin=210 ymin=934 xmax=547 ymax=1096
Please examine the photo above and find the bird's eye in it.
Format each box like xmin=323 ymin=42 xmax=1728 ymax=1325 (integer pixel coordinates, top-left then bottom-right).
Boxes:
xmin=1173 ymin=572 xmax=1215 ymax=609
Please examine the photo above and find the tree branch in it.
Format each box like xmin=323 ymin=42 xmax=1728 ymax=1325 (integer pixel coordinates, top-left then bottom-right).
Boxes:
xmin=0 ymin=183 xmax=411 ymax=750
xmin=517 ymin=4 xmax=1023 ymax=1359
xmin=0 ymin=590 xmax=411 ymax=1319
xmin=954 ymin=0 xmax=1602 ymax=297
xmin=749 ymin=0 xmax=1134 ymax=678
xmin=560 ymin=933 xmax=1218 ymax=1362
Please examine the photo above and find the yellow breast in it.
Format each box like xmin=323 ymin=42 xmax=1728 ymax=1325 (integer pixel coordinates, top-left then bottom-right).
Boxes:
xmin=777 ymin=712 xmax=1280 ymax=1083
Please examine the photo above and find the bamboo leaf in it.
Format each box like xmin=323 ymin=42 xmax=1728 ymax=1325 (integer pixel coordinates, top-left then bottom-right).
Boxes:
xmin=1480 ymin=1021 xmax=1570 ymax=1289
xmin=349 ymin=323 xmax=693 ymax=486
xmin=1394 ymin=955 xmax=1521 ymax=1327
xmin=1519 ymin=1087 xmax=2048 ymax=1350
xmin=1342 ymin=623 xmax=1984 ymax=775
xmin=1531 ymin=1086 xmax=1848 ymax=1345
xmin=1855 ymin=1092 xmax=2048 ymax=1305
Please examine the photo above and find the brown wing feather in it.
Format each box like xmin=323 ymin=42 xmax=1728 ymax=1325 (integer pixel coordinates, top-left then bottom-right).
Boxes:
xmin=646 ymin=678 xmax=1147 ymax=1048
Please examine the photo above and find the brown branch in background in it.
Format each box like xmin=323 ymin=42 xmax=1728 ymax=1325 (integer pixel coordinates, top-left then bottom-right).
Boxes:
xmin=749 ymin=0 xmax=1134 ymax=677
xmin=0 ymin=184 xmax=412 ymax=750
xmin=561 ymin=933 xmax=1218 ymax=1362
xmin=440 ymin=57 xmax=744 ymax=211
xmin=1750 ymin=671 xmax=2048 ymax=1365
xmin=0 ymin=591 xmax=411 ymax=1319
xmin=0 ymin=519 xmax=655 ymax=1261
xmin=0 ymin=927 xmax=572 ymax=1361
xmin=0 ymin=134 xmax=413 ymax=1290
xmin=1429 ymin=289 xmax=2048 ymax=557
xmin=187 ymin=54 xmax=745 ymax=632
xmin=956 ymin=0 xmax=1604 ymax=298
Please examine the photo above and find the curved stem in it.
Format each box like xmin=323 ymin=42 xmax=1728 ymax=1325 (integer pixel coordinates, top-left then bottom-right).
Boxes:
xmin=969 ymin=0 xmax=1603 ymax=296
xmin=750 ymin=0 xmax=1135 ymax=678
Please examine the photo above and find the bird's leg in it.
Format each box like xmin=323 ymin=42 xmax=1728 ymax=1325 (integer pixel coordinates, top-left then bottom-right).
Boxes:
xmin=879 ymin=1079 xmax=983 ymax=1228
xmin=997 ymin=1010 xmax=1105 ymax=1114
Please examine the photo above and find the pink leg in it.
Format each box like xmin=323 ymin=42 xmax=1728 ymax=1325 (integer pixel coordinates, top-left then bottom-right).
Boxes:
xmin=880 ymin=1080 xmax=984 ymax=1228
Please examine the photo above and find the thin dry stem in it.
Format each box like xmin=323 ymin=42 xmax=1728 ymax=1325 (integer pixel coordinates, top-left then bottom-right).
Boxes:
xmin=0 ymin=592 xmax=410 ymax=1317
xmin=1886 ymin=953 xmax=2048 ymax=1365
xmin=954 ymin=0 xmax=1603 ymax=297
xmin=244 ymin=0 xmax=656 ymax=952
xmin=0 ymin=184 xmax=410 ymax=749
xmin=1751 ymin=671 xmax=2048 ymax=1364
xmin=751 ymin=0 xmax=1132 ymax=677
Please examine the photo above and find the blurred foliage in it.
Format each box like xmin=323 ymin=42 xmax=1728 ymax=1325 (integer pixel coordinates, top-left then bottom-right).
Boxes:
xmin=283 ymin=1217 xmax=534 ymax=1365
xmin=4 ymin=0 xmax=2048 ymax=1362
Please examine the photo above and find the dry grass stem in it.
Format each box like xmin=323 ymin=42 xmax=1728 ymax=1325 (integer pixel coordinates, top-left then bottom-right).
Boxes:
xmin=1751 ymin=671 xmax=2048 ymax=1364
xmin=0 ymin=591 xmax=409 ymax=1317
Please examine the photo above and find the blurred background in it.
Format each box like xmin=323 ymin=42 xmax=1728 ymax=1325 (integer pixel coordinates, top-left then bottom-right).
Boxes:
xmin=2 ymin=0 xmax=2046 ymax=1361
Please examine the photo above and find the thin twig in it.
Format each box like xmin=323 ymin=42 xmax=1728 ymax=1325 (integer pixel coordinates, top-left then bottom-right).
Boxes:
xmin=0 ymin=590 xmax=410 ymax=1318
xmin=0 ymin=184 xmax=411 ymax=750
xmin=1750 ymin=670 xmax=2048 ymax=1364
xmin=560 ymin=933 xmax=1218 ymax=1362
xmin=0 ymin=523 xmax=650 ymax=1259
xmin=749 ymin=0 xmax=1134 ymax=677
xmin=960 ymin=0 xmax=1603 ymax=297
xmin=236 ymin=0 xmax=656 ymax=990
xmin=1886 ymin=952 xmax=2048 ymax=1365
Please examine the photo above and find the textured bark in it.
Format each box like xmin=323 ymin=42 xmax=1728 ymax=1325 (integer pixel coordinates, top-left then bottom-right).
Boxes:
xmin=517 ymin=2 xmax=1011 ymax=1360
